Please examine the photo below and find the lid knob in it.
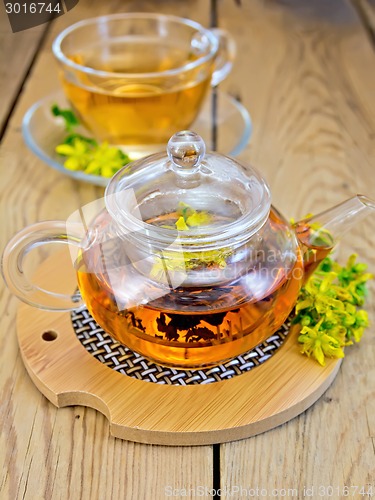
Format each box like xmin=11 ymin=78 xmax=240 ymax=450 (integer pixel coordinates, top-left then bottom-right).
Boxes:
xmin=167 ymin=131 xmax=206 ymax=172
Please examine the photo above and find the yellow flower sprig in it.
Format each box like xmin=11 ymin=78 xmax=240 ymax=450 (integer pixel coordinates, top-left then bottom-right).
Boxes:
xmin=150 ymin=247 xmax=231 ymax=282
xmin=175 ymin=202 xmax=213 ymax=231
xmin=150 ymin=202 xmax=231 ymax=281
xmin=56 ymin=138 xmax=130 ymax=178
xmin=52 ymin=105 xmax=130 ymax=177
xmin=295 ymin=254 xmax=372 ymax=365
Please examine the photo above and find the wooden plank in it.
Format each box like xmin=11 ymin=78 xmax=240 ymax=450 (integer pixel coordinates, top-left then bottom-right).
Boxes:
xmin=3 ymin=0 xmax=374 ymax=496
xmin=0 ymin=13 xmax=47 ymax=136
xmin=0 ymin=1 xmax=213 ymax=499
xmin=218 ymin=0 xmax=375 ymax=491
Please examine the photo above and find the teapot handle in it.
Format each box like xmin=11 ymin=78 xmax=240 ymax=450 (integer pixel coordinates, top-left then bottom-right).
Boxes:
xmin=210 ymin=28 xmax=237 ymax=87
xmin=2 ymin=221 xmax=84 ymax=311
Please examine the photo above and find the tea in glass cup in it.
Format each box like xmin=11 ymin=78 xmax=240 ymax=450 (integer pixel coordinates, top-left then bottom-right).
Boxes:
xmin=52 ymin=13 xmax=235 ymax=157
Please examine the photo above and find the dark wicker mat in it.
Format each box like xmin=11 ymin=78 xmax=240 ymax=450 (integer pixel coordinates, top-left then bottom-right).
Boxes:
xmin=72 ymin=308 xmax=290 ymax=386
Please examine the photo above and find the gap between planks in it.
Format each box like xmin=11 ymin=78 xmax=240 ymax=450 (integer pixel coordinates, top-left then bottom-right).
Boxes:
xmin=0 ymin=21 xmax=52 ymax=141
xmin=350 ymin=0 xmax=375 ymax=47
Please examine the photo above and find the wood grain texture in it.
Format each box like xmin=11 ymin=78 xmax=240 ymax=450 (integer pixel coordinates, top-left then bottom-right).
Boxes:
xmin=1 ymin=0 xmax=375 ymax=497
xmin=0 ymin=12 xmax=47 ymax=135
xmin=0 ymin=1 xmax=213 ymax=499
xmin=218 ymin=0 xmax=375 ymax=492
xmin=352 ymin=0 xmax=375 ymax=38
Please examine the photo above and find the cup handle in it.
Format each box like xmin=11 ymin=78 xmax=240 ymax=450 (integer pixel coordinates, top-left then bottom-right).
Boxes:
xmin=210 ymin=28 xmax=237 ymax=87
xmin=2 ymin=221 xmax=84 ymax=311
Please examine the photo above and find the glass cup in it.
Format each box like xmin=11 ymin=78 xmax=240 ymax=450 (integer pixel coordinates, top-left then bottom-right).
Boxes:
xmin=52 ymin=13 xmax=235 ymax=158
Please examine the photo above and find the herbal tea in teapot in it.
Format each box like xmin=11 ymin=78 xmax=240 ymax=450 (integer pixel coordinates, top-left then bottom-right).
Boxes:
xmin=75 ymin=205 xmax=306 ymax=368
xmin=2 ymin=131 xmax=373 ymax=369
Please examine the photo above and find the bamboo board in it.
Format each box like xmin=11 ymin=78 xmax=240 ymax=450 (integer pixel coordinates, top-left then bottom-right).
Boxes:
xmin=16 ymin=251 xmax=341 ymax=446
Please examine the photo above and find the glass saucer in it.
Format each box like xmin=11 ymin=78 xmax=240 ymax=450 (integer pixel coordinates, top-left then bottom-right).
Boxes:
xmin=22 ymin=91 xmax=252 ymax=187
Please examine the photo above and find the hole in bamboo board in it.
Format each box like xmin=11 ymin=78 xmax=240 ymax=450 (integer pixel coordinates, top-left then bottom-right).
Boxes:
xmin=42 ymin=330 xmax=58 ymax=342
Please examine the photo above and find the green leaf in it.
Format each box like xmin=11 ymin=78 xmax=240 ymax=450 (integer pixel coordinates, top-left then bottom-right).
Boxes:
xmin=51 ymin=104 xmax=80 ymax=132
xmin=63 ymin=133 xmax=97 ymax=147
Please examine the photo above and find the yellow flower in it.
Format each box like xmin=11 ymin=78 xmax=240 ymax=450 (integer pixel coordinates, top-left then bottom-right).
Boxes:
xmin=299 ymin=321 xmax=345 ymax=366
xmin=174 ymin=202 xmax=213 ymax=231
xmin=295 ymin=254 xmax=372 ymax=365
xmin=55 ymin=133 xmax=129 ymax=177
xmin=175 ymin=216 xmax=189 ymax=231
xmin=186 ymin=211 xmax=212 ymax=227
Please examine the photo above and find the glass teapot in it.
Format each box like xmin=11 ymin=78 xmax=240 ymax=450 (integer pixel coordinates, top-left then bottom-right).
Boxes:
xmin=2 ymin=131 xmax=374 ymax=368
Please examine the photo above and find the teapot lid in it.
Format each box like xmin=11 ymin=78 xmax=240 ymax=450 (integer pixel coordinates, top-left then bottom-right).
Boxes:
xmin=105 ymin=131 xmax=271 ymax=246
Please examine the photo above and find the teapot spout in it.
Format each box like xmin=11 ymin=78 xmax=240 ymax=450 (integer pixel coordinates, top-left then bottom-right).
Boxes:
xmin=293 ymin=195 xmax=375 ymax=280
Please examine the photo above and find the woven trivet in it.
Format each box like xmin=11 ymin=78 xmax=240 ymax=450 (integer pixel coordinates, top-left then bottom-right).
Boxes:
xmin=72 ymin=307 xmax=290 ymax=386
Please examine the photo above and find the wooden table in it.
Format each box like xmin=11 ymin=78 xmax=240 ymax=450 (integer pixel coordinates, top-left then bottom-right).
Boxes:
xmin=1 ymin=1 xmax=374 ymax=498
